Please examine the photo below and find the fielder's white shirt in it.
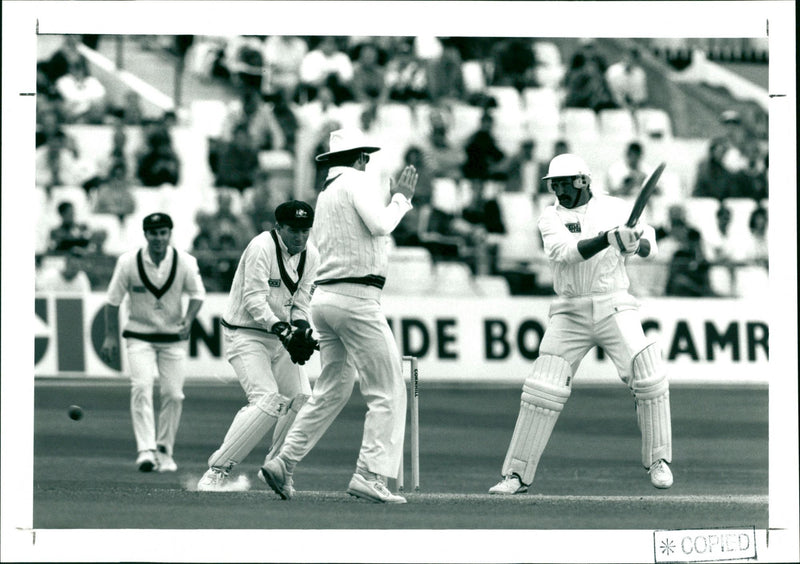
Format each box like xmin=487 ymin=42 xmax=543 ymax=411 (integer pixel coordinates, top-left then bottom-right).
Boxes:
xmin=313 ymin=167 xmax=411 ymax=289
xmin=224 ymin=230 xmax=319 ymax=331
xmin=106 ymin=246 xmax=206 ymax=334
xmin=539 ymin=194 xmax=658 ymax=298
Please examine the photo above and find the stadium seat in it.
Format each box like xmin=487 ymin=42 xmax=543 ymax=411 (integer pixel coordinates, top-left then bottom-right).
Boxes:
xmin=635 ymin=108 xmax=673 ymax=140
xmin=725 ymin=198 xmax=760 ymax=242
xmin=684 ymin=197 xmax=721 ymax=237
xmin=735 ymin=265 xmax=769 ymax=298
xmin=598 ymin=109 xmax=637 ymax=138
xmin=376 ymin=103 xmax=414 ymax=140
xmin=461 ymin=60 xmax=487 ymax=95
xmin=532 ymin=42 xmax=565 ymax=88
xmin=560 ymin=108 xmax=599 ymax=140
xmin=431 ymin=178 xmax=471 ymax=215
xmin=486 ymin=86 xmax=523 ymax=115
xmin=384 ymin=246 xmax=434 ymax=295
xmin=428 ymin=262 xmax=477 ymax=297
xmin=496 ymin=192 xmax=543 ymax=268
xmin=708 ymin=265 xmax=735 ymax=297
xmin=473 ymin=275 xmax=511 ymax=297
xmin=449 ymin=103 xmax=484 ymax=144
xmin=190 ymin=100 xmax=229 ymax=138
xmin=337 ymin=101 xmax=366 ymax=130
xmin=85 ymin=213 xmax=129 ymax=256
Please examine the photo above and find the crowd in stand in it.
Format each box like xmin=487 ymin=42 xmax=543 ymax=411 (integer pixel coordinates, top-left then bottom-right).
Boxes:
xmin=34 ymin=35 xmax=769 ymax=298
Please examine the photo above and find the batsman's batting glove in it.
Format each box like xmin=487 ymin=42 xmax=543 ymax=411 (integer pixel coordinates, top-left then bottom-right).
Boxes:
xmin=285 ymin=327 xmax=318 ymax=365
xmin=291 ymin=319 xmax=311 ymax=331
xmin=270 ymin=321 xmax=293 ymax=344
xmin=606 ymin=226 xmax=642 ymax=254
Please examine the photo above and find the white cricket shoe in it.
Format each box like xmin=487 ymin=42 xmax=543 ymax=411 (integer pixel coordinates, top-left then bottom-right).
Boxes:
xmin=649 ymin=459 xmax=673 ymax=489
xmin=260 ymin=457 xmax=294 ymax=500
xmin=489 ymin=474 xmax=528 ymax=495
xmin=136 ymin=450 xmax=157 ymax=472
xmin=155 ymin=446 xmax=178 ymax=472
xmin=197 ymin=467 xmax=229 ymax=491
xmin=346 ymin=473 xmax=407 ymax=504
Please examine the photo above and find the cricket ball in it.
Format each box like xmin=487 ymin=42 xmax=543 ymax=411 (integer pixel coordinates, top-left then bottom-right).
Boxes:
xmin=68 ymin=405 xmax=83 ymax=421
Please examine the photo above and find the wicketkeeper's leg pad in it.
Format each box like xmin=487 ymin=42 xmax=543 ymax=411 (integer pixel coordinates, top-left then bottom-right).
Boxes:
xmin=208 ymin=392 xmax=290 ymax=470
xmin=264 ymin=393 xmax=310 ymax=465
xmin=502 ymin=355 xmax=572 ymax=485
xmin=631 ymin=342 xmax=672 ymax=468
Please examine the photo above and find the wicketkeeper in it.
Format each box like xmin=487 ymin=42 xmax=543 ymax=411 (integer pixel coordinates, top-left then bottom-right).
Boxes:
xmin=489 ymin=153 xmax=673 ymax=495
xmin=197 ymin=201 xmax=320 ymax=492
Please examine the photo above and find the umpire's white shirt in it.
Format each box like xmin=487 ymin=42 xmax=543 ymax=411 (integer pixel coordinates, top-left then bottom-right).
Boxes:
xmin=224 ymin=230 xmax=319 ymax=330
xmin=539 ymin=194 xmax=658 ymax=298
xmin=107 ymin=245 xmax=205 ymax=334
xmin=313 ymin=166 xmax=411 ymax=297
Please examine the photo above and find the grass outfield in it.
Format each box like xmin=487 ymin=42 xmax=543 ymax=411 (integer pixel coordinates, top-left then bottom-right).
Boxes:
xmin=33 ymin=381 xmax=768 ymax=530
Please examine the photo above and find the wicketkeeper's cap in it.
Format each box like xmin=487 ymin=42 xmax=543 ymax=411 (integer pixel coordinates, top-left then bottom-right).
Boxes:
xmin=142 ymin=212 xmax=174 ymax=231
xmin=315 ymin=128 xmax=380 ymax=162
xmin=275 ymin=200 xmax=314 ymax=229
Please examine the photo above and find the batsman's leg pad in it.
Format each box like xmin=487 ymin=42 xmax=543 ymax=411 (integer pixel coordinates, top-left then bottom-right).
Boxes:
xmin=631 ymin=343 xmax=672 ymax=468
xmin=264 ymin=393 xmax=310 ymax=464
xmin=208 ymin=392 xmax=290 ymax=470
xmin=502 ymin=355 xmax=572 ymax=485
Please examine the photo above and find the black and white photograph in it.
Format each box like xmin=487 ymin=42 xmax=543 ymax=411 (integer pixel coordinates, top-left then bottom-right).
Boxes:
xmin=1 ymin=1 xmax=797 ymax=562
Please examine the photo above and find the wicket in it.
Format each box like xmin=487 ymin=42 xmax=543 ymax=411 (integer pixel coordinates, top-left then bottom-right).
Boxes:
xmin=397 ymin=355 xmax=420 ymax=492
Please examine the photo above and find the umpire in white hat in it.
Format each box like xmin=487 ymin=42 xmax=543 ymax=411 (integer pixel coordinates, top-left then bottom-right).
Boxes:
xmin=262 ymin=128 xmax=418 ymax=503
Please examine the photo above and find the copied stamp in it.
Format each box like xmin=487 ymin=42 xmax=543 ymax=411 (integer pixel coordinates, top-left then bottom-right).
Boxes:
xmin=653 ymin=527 xmax=757 ymax=563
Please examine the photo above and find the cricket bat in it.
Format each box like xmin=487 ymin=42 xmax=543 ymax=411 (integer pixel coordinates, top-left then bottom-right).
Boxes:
xmin=626 ymin=162 xmax=666 ymax=227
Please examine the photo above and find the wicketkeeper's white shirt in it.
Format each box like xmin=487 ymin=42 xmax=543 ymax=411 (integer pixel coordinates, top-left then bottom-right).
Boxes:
xmin=539 ymin=194 xmax=658 ymax=298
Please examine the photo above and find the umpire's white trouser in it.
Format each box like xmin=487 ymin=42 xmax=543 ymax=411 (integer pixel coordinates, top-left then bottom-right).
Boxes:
xmin=125 ymin=338 xmax=187 ymax=456
xmin=281 ymin=287 xmax=407 ymax=479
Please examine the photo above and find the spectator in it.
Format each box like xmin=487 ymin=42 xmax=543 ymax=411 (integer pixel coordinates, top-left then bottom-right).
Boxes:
xmin=196 ymin=190 xmax=256 ymax=252
xmin=213 ymin=124 xmax=261 ymax=192
xmin=490 ymin=38 xmax=537 ymax=92
xmin=739 ymin=205 xmax=768 ymax=268
xmin=36 ymin=246 xmax=92 ymax=294
xmin=136 ymin=125 xmax=180 ymax=187
xmin=503 ymin=138 xmax=543 ymax=195
xmin=48 ymin=201 xmax=94 ymax=253
xmin=55 ymin=57 xmax=108 ymax=124
xmin=462 ymin=111 xmax=505 ymax=190
xmin=224 ymin=35 xmax=266 ymax=92
xmin=605 ymin=47 xmax=648 ymax=110
xmin=244 ymin=169 xmax=292 ymax=234
xmin=36 ymin=103 xmax=77 ymax=150
xmin=426 ymin=41 xmax=465 ymax=103
xmin=35 ymin=129 xmax=94 ymax=190
xmin=220 ymin=87 xmax=286 ymax=151
xmin=702 ymin=201 xmax=740 ymax=264
xmin=563 ymin=52 xmax=617 ymax=113
xmin=657 ymin=204 xmax=714 ymax=297
xmin=384 ymin=41 xmax=430 ymax=103
xmin=88 ymin=122 xmax=134 ymax=188
xmin=39 ymin=35 xmax=84 ymax=94
xmin=460 ymin=181 xmax=507 ymax=274
xmin=270 ymin=92 xmax=300 ymax=155
xmin=718 ymin=110 xmax=749 ymax=173
xmin=733 ymin=141 xmax=768 ymax=200
xmin=298 ymin=36 xmax=354 ymax=105
xmin=262 ymin=35 xmax=308 ymax=103
xmin=692 ymin=137 xmax=738 ymax=199
xmin=606 ymin=141 xmax=648 ymax=197
xmin=109 ymin=90 xmax=146 ymax=125
xmin=420 ymin=111 xmax=464 ymax=180
xmin=393 ymin=146 xmax=433 ymax=248
xmin=351 ymin=43 xmax=387 ymax=105
xmin=93 ymin=161 xmax=137 ymax=226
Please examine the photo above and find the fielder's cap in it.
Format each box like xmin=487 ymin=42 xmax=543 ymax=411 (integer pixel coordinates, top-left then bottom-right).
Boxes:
xmin=315 ymin=128 xmax=380 ymax=162
xmin=275 ymin=200 xmax=314 ymax=228
xmin=142 ymin=212 xmax=173 ymax=231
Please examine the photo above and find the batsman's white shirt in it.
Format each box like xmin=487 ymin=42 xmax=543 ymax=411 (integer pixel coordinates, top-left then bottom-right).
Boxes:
xmin=538 ymin=194 xmax=658 ymax=382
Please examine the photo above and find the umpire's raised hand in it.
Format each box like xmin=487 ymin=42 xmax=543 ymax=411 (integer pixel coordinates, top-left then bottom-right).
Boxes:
xmin=390 ymin=165 xmax=418 ymax=201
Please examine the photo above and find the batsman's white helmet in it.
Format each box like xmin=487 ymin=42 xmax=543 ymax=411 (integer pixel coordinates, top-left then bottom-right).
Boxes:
xmin=542 ymin=153 xmax=592 ymax=182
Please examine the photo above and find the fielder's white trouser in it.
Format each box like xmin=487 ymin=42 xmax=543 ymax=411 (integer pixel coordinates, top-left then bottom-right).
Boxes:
xmin=125 ymin=338 xmax=187 ymax=456
xmin=280 ymin=287 xmax=406 ymax=479
xmin=208 ymin=327 xmax=311 ymax=469
xmin=502 ymin=292 xmax=672 ymax=482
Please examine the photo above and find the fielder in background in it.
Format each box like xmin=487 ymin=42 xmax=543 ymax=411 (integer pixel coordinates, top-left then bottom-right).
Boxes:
xmin=261 ymin=128 xmax=417 ymax=504
xmin=101 ymin=213 xmax=206 ymax=472
xmin=489 ymin=153 xmax=673 ymax=495
xmin=197 ymin=201 xmax=320 ymax=492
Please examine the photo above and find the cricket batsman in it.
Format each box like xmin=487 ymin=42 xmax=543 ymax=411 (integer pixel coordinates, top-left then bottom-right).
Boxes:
xmin=197 ymin=201 xmax=320 ymax=492
xmin=489 ymin=153 xmax=673 ymax=494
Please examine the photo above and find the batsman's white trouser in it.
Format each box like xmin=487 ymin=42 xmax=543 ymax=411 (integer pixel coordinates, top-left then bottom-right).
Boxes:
xmin=207 ymin=327 xmax=311 ymax=469
xmin=125 ymin=338 xmax=187 ymax=456
xmin=280 ymin=287 xmax=406 ymax=479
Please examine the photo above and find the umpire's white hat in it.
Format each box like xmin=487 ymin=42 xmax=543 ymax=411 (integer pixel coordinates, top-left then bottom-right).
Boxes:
xmin=315 ymin=128 xmax=380 ymax=162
